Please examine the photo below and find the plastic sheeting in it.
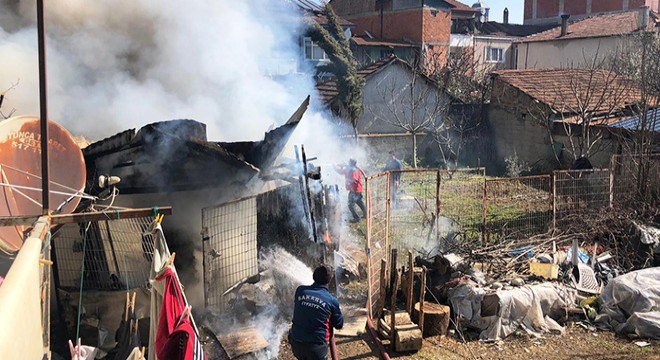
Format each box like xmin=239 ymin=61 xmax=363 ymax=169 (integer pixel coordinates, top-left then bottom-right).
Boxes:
xmin=448 ymin=282 xmax=576 ymax=341
xmin=596 ymin=267 xmax=660 ymax=339
xmin=0 ymin=219 xmax=50 ymax=359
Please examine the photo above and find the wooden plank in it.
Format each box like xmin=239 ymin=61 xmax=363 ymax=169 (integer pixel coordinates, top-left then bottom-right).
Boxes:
xmin=390 ymin=268 xmax=399 ymax=345
xmin=419 ymin=266 xmax=427 ymax=336
xmin=407 ymin=251 xmax=414 ymax=315
xmin=216 ymin=325 xmax=269 ymax=359
xmin=378 ymin=259 xmax=387 ymax=320
xmin=0 ymin=207 xmax=172 ymax=227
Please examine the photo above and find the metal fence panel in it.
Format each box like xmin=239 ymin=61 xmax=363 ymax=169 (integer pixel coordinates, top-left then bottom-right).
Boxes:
xmin=612 ymin=154 xmax=660 ymax=206
xmin=484 ymin=176 xmax=552 ymax=241
xmin=203 ymin=197 xmax=258 ymax=313
xmin=389 ymin=170 xmax=439 ymax=255
xmin=52 ymin=217 xmax=155 ymax=291
xmin=365 ymin=173 xmax=389 ymax=320
xmin=554 ymin=169 xmax=610 ymax=229
xmin=438 ymin=168 xmax=486 ymax=243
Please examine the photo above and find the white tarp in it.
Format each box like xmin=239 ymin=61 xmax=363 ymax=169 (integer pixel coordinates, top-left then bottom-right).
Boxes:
xmin=448 ymin=282 xmax=576 ymax=341
xmin=596 ymin=267 xmax=660 ymax=339
xmin=0 ymin=219 xmax=50 ymax=359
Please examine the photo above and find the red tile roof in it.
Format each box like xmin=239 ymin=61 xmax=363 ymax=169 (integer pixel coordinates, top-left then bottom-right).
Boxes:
xmin=316 ymin=56 xmax=399 ymax=104
xmin=309 ymin=11 xmax=355 ymax=27
xmin=443 ymin=0 xmax=479 ymax=13
xmin=519 ymin=10 xmax=659 ymax=43
xmin=492 ymin=69 xmax=644 ymax=115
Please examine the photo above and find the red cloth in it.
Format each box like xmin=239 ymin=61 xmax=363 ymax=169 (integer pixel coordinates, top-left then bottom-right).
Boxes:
xmin=155 ymin=268 xmax=205 ymax=360
xmin=340 ymin=167 xmax=363 ymax=193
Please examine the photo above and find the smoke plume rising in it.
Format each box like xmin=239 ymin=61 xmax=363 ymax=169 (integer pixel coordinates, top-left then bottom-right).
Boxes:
xmin=1 ymin=1 xmax=313 ymax=141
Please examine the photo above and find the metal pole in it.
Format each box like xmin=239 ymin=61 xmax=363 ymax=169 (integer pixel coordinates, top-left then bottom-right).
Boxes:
xmin=37 ymin=0 xmax=50 ymax=215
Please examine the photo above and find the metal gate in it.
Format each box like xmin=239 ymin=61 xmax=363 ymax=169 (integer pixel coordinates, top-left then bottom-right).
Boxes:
xmin=202 ymin=196 xmax=258 ymax=313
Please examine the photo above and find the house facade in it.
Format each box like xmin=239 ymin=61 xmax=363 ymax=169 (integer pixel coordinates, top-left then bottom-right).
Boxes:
xmin=329 ymin=0 xmax=478 ymax=67
xmin=316 ymin=56 xmax=456 ymax=166
xmin=263 ymin=0 xmax=354 ymax=77
xmin=524 ymin=0 xmax=659 ymax=25
xmin=466 ymin=19 xmax=555 ymax=72
xmin=516 ymin=8 xmax=659 ymax=69
xmin=488 ymin=69 xmax=645 ymax=171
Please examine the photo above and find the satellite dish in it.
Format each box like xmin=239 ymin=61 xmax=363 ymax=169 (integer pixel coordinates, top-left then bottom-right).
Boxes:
xmin=0 ymin=116 xmax=86 ymax=253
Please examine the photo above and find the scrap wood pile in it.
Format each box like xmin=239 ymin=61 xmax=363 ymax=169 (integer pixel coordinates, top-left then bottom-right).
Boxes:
xmin=447 ymin=207 xmax=660 ymax=282
xmin=386 ymin=207 xmax=660 ymax=347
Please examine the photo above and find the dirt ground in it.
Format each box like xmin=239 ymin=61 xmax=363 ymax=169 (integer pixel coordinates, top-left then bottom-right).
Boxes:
xmin=277 ymin=325 xmax=659 ymax=360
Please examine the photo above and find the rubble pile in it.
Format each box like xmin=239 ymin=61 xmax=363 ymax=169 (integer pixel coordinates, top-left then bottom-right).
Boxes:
xmin=385 ymin=208 xmax=660 ymax=346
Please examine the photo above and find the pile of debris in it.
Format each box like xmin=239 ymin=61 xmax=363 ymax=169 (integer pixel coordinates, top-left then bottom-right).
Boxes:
xmin=376 ymin=209 xmax=660 ymax=354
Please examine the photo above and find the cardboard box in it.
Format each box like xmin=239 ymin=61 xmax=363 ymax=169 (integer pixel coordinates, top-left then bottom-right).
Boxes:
xmin=529 ymin=262 xmax=559 ymax=279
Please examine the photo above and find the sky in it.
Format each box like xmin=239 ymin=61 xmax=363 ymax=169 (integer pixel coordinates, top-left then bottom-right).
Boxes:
xmin=483 ymin=0 xmax=525 ymax=24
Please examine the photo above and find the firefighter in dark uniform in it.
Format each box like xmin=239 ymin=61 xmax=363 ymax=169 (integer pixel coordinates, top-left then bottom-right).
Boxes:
xmin=289 ymin=265 xmax=344 ymax=360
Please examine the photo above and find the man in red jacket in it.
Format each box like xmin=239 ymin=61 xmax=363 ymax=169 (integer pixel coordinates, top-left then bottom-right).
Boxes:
xmin=335 ymin=158 xmax=366 ymax=223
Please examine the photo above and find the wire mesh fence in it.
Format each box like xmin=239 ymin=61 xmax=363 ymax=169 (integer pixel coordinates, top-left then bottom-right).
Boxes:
xmin=202 ymin=196 xmax=258 ymax=313
xmin=52 ymin=217 xmax=155 ymax=292
xmin=554 ymin=169 xmax=611 ymax=229
xmin=389 ymin=170 xmax=439 ymax=257
xmin=438 ymin=168 xmax=486 ymax=243
xmin=484 ymin=176 xmax=552 ymax=242
xmin=364 ymin=154 xmax=659 ymax=322
xmin=611 ymin=154 xmax=660 ymax=206
xmin=365 ymin=173 xmax=389 ymax=320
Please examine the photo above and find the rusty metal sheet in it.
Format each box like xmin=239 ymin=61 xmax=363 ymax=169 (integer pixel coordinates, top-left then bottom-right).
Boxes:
xmin=0 ymin=116 xmax=86 ymax=253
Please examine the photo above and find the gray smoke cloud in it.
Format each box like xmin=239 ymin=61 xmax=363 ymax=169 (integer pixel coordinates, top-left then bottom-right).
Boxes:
xmin=0 ymin=0 xmax=323 ymax=141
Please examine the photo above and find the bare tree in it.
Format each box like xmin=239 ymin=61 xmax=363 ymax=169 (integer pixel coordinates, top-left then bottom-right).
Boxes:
xmin=609 ymin=32 xmax=660 ymax=198
xmin=519 ymin=55 xmax=639 ymax=166
xmin=0 ymin=79 xmax=20 ymax=119
xmin=369 ymin=57 xmax=449 ymax=168
xmin=427 ymin=49 xmax=492 ymax=169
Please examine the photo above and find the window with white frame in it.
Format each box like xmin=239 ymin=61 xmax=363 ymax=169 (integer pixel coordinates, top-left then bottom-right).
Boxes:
xmin=304 ymin=37 xmax=329 ymax=61
xmin=485 ymin=46 xmax=504 ymax=63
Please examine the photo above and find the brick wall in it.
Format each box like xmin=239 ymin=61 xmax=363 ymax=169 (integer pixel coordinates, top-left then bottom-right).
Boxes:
xmin=525 ymin=0 xmax=534 ymax=20
xmin=564 ymin=0 xmax=587 ymax=16
xmin=330 ymin=0 xmax=379 ymax=16
xmin=422 ymin=8 xmax=451 ymax=44
xmin=346 ymin=10 xmax=424 ymax=42
xmin=524 ymin=0 xmax=659 ymax=24
xmin=591 ymin=0 xmax=625 ymax=13
xmin=536 ymin=0 xmax=560 ymax=18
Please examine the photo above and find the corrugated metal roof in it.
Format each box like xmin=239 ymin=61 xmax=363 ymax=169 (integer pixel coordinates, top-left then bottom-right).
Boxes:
xmin=609 ymin=108 xmax=660 ymax=132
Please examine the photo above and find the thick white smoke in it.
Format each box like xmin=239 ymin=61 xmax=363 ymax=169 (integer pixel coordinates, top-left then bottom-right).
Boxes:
xmin=0 ymin=0 xmax=322 ymax=141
